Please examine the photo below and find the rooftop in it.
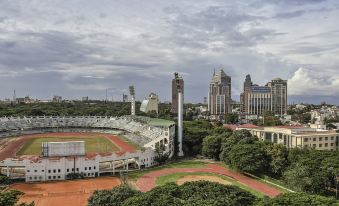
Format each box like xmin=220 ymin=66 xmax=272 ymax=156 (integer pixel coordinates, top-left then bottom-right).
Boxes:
xmin=148 ymin=118 xmax=175 ymax=127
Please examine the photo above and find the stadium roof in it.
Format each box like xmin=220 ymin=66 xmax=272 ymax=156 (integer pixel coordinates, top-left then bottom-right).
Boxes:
xmin=149 ymin=118 xmax=175 ymax=127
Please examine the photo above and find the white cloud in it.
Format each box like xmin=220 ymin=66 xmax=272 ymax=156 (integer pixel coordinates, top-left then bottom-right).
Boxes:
xmin=0 ymin=0 xmax=338 ymax=103
xmin=289 ymin=67 xmax=339 ymax=96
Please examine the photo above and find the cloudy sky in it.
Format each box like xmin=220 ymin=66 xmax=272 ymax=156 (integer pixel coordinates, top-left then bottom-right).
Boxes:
xmin=0 ymin=0 xmax=339 ymax=104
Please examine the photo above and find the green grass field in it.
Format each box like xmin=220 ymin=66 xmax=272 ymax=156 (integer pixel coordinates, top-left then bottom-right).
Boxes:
xmin=17 ymin=136 xmax=119 ymax=156
xmin=128 ymin=160 xmax=208 ymax=180
xmin=155 ymin=172 xmax=265 ymax=198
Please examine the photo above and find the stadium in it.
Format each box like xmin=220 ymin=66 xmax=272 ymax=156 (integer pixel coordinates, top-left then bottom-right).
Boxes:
xmin=0 ymin=116 xmax=175 ymax=182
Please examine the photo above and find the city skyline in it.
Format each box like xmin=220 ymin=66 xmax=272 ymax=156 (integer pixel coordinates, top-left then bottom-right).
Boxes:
xmin=1 ymin=0 xmax=339 ymax=104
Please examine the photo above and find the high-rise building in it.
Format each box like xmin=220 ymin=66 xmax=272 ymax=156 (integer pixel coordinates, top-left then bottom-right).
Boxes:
xmin=267 ymin=78 xmax=288 ymax=116
xmin=82 ymin=96 xmax=89 ymax=102
xmin=171 ymin=73 xmax=184 ymax=114
xmin=52 ymin=96 xmax=62 ymax=103
xmin=203 ymin=97 xmax=207 ymax=104
xmin=208 ymin=69 xmax=232 ymax=118
xmin=122 ymin=94 xmax=128 ymax=102
xmin=240 ymin=75 xmax=287 ymax=116
xmin=240 ymin=74 xmax=253 ymax=112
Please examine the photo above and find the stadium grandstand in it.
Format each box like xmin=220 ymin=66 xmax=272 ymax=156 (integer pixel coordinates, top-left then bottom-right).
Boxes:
xmin=0 ymin=116 xmax=175 ymax=182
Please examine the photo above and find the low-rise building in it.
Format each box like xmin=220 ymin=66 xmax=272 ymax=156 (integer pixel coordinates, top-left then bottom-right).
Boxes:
xmin=244 ymin=126 xmax=338 ymax=151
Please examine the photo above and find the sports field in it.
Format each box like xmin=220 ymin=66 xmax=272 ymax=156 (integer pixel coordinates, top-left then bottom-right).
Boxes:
xmin=10 ymin=176 xmax=121 ymax=206
xmin=132 ymin=160 xmax=283 ymax=198
xmin=0 ymin=132 xmax=139 ymax=160
xmin=17 ymin=136 xmax=119 ymax=156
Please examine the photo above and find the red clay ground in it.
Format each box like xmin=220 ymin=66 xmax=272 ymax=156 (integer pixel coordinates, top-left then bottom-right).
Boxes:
xmin=0 ymin=132 xmax=137 ymax=160
xmin=135 ymin=163 xmax=281 ymax=197
xmin=10 ymin=176 xmax=121 ymax=206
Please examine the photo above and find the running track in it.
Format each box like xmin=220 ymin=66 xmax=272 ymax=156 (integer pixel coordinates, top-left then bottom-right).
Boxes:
xmin=135 ymin=163 xmax=281 ymax=197
xmin=0 ymin=132 xmax=136 ymax=160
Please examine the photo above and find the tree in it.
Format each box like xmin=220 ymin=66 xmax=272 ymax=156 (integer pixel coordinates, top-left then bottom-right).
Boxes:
xmin=88 ymin=185 xmax=140 ymax=206
xmin=0 ymin=190 xmax=34 ymax=206
xmin=179 ymin=181 xmax=256 ymax=206
xmin=121 ymin=181 xmax=256 ymax=206
xmin=263 ymin=143 xmax=288 ymax=176
xmin=224 ymin=113 xmax=239 ymax=124
xmin=202 ymin=135 xmax=223 ymax=160
xmin=228 ymin=144 xmax=267 ymax=174
xmin=219 ymin=130 xmax=255 ymax=165
xmin=283 ymin=163 xmax=317 ymax=193
xmin=183 ymin=121 xmax=212 ymax=156
xmin=256 ymin=193 xmax=337 ymax=206
xmin=154 ymin=143 xmax=169 ymax=165
xmin=287 ymin=149 xmax=339 ymax=195
xmin=210 ymin=127 xmax=233 ymax=136
xmin=253 ymin=111 xmax=282 ymax=126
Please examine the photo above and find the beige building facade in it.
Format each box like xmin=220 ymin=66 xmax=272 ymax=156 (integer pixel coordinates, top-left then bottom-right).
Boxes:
xmin=243 ymin=126 xmax=338 ymax=151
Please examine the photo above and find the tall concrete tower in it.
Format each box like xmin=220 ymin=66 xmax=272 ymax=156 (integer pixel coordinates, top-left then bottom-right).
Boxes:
xmin=171 ymin=73 xmax=184 ymax=114
xmin=173 ymin=73 xmax=184 ymax=157
xmin=129 ymin=86 xmax=136 ymax=116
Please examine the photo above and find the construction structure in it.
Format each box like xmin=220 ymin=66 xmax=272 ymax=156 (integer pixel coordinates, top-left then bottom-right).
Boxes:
xmin=140 ymin=93 xmax=159 ymax=114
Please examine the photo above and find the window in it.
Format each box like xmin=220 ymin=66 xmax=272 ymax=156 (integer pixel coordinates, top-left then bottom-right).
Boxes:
xmin=48 ymin=170 xmax=51 ymax=173
xmin=53 ymin=176 xmax=56 ymax=179
xmin=76 ymin=168 xmax=79 ymax=172
xmin=85 ymin=167 xmax=87 ymax=170
xmin=27 ymin=170 xmax=30 ymax=173
xmin=325 ymin=143 xmax=328 ymax=147
xmin=331 ymin=137 xmax=334 ymax=140
xmin=72 ymin=168 xmax=74 ymax=171
xmin=325 ymin=137 xmax=328 ymax=141
xmin=42 ymin=170 xmax=44 ymax=172
xmin=94 ymin=166 xmax=96 ymax=170
xmin=29 ymin=177 xmax=32 ymax=180
xmin=58 ymin=169 xmax=61 ymax=173
xmin=34 ymin=170 xmax=37 ymax=172
xmin=89 ymin=167 xmax=91 ymax=170
xmin=34 ymin=176 xmax=37 ymax=180
xmin=48 ymin=176 xmax=51 ymax=179
xmin=319 ymin=144 xmax=322 ymax=147
xmin=319 ymin=137 xmax=322 ymax=141
xmin=58 ymin=176 xmax=61 ymax=179
xmin=313 ymin=138 xmax=316 ymax=141
xmin=67 ymin=169 xmax=69 ymax=172
xmin=53 ymin=169 xmax=56 ymax=173
xmin=331 ymin=143 xmax=334 ymax=146
xmin=313 ymin=144 xmax=316 ymax=148
xmin=304 ymin=138 xmax=308 ymax=142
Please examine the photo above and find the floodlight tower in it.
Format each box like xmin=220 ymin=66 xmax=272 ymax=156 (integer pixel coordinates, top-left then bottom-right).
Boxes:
xmin=174 ymin=73 xmax=184 ymax=157
xmin=129 ymin=86 xmax=135 ymax=116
